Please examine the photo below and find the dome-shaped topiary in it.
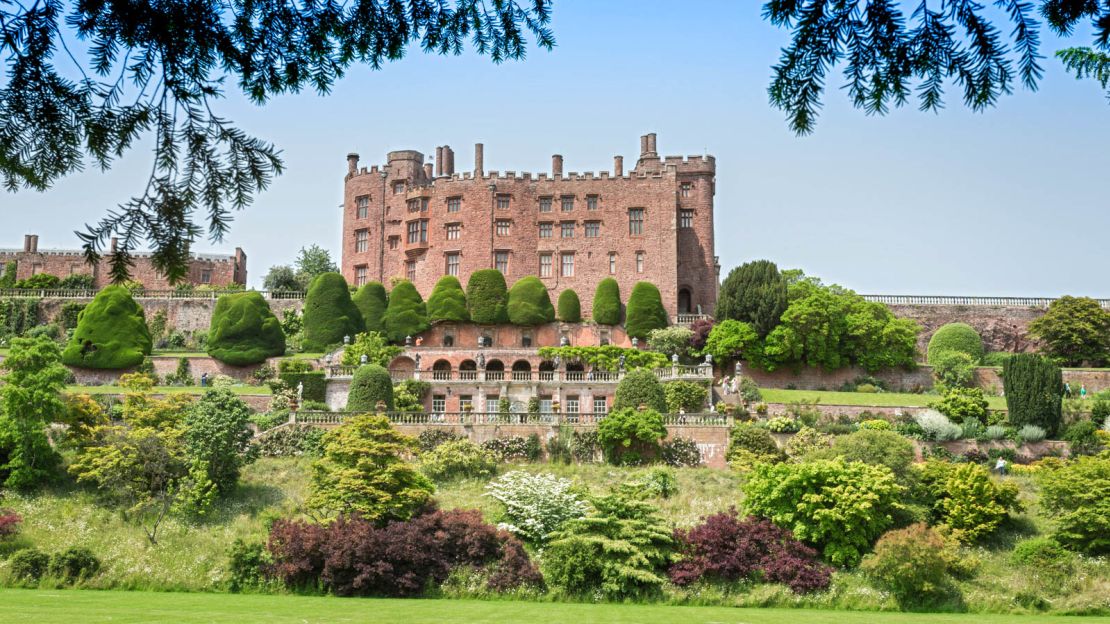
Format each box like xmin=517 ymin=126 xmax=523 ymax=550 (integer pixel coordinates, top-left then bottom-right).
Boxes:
xmin=624 ymin=281 xmax=668 ymax=339
xmin=426 ymin=275 xmax=469 ymax=323
xmin=927 ymin=323 xmax=984 ymax=364
xmin=557 ymin=289 xmax=582 ymax=323
xmin=507 ymin=276 xmax=555 ymax=326
xmin=206 ymin=291 xmax=286 ymax=365
xmin=353 ymin=282 xmax=388 ymax=333
xmin=465 ymin=269 xmax=509 ymax=324
xmin=303 ymin=273 xmax=364 ymax=352
xmin=592 ymin=278 xmax=622 ymax=325
xmin=62 ymin=285 xmax=152 ymax=369
xmin=382 ymin=279 xmax=429 ymax=343
xmin=346 ymin=364 xmax=395 ymax=412
xmin=612 ymin=369 xmax=667 ymax=413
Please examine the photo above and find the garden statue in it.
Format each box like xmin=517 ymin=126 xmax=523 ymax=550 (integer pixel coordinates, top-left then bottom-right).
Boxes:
xmin=360 ymin=354 xmax=368 ymax=365
xmin=343 ymin=334 xmax=350 ymax=345
xmin=705 ymin=353 xmax=713 ymax=365
xmin=405 ymin=335 xmax=413 ymax=346
xmin=672 ymin=353 xmax=679 ymax=364
xmin=560 ymin=335 xmax=569 ymax=346
xmin=477 ymin=353 xmax=486 ymax=369
xmin=631 ymin=337 xmax=638 ymax=348
xmin=618 ymin=354 xmax=626 ymax=370
xmin=414 ymin=354 xmax=421 ymax=368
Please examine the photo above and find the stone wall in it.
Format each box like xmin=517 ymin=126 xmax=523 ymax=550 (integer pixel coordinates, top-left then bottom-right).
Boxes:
xmin=744 ymin=364 xmax=1110 ymax=394
xmin=66 ymin=355 xmax=286 ymax=385
xmin=886 ymin=303 xmax=1044 ymax=354
xmin=32 ymin=296 xmax=303 ymax=334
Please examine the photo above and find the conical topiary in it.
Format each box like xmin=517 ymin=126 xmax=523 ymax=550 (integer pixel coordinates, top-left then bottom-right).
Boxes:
xmin=466 ymin=269 xmax=509 ymax=324
xmin=507 ymin=276 xmax=555 ymax=326
xmin=557 ymin=289 xmax=582 ymax=323
xmin=353 ymin=282 xmax=388 ymax=333
xmin=346 ymin=364 xmax=395 ymax=412
xmin=592 ymin=277 xmax=622 ymax=325
xmin=427 ymin=275 xmax=469 ymax=323
xmin=382 ymin=279 xmax=429 ymax=343
xmin=62 ymin=285 xmax=152 ymax=369
xmin=206 ymin=291 xmax=286 ymax=365
xmin=302 ymin=272 xmax=364 ymax=352
xmin=625 ymin=281 xmax=669 ymax=339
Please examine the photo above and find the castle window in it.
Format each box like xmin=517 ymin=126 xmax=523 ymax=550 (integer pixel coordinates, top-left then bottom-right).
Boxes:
xmin=355 ymin=229 xmax=369 ymax=252
xmin=388 ymin=236 xmax=399 ymax=250
xmin=407 ymin=220 xmax=427 ymax=243
xmin=565 ymin=395 xmax=579 ymax=415
xmin=445 ymin=253 xmax=460 ymax=276
xmin=393 ymin=181 xmax=405 ymax=194
xmin=496 ymin=195 xmax=511 ymax=210
xmin=494 ymin=251 xmax=509 ymax=273
xmin=432 ymin=395 xmax=446 ymax=413
xmin=447 ymin=197 xmax=461 ymax=212
xmin=560 ymin=252 xmax=574 ymax=277
xmin=407 ymin=198 xmax=428 ymax=213
xmin=584 ymin=221 xmax=600 ymax=238
xmin=496 ymin=220 xmax=511 ymax=236
xmin=680 ymin=209 xmax=694 ymax=229
xmin=539 ymin=196 xmax=552 ymax=212
xmin=539 ymin=253 xmax=552 ymax=277
xmin=680 ymin=182 xmax=692 ymax=198
xmin=406 ymin=261 xmax=416 ymax=281
xmin=593 ymin=397 xmax=608 ymax=415
xmin=356 ymin=195 xmax=370 ymax=219
xmin=587 ymin=195 xmax=599 ymax=211
xmin=560 ymin=222 xmax=574 ymax=238
xmin=446 ymin=223 xmax=461 ymax=240
xmin=608 ymin=252 xmax=616 ymax=274
xmin=200 ymin=269 xmax=212 ymax=284
xmin=355 ymin=265 xmax=368 ymax=286
xmin=561 ymin=195 xmax=574 ymax=212
xmin=628 ymin=208 xmax=644 ymax=235
xmin=539 ymin=222 xmax=553 ymax=238
xmin=636 ymin=252 xmax=645 ymax=273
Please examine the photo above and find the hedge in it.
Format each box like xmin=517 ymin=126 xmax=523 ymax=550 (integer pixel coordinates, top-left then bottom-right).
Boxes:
xmin=382 ymin=280 xmax=429 ymax=343
xmin=624 ymin=281 xmax=668 ymax=339
xmin=592 ymin=278 xmax=621 ymax=325
xmin=280 ymin=371 xmax=327 ymax=403
xmin=303 ymin=272 xmax=364 ymax=352
xmin=612 ymin=369 xmax=667 ymax=412
xmin=557 ymin=289 xmax=581 ymax=323
xmin=61 ymin=285 xmax=152 ymax=369
xmin=466 ymin=269 xmax=509 ymax=324
xmin=507 ymin=276 xmax=555 ymax=326
xmin=346 ymin=364 xmax=395 ymax=412
xmin=0 ymin=298 xmax=39 ymax=341
xmin=353 ymin=282 xmax=389 ymax=333
xmin=427 ymin=276 xmax=469 ymax=323
xmin=207 ymin=291 xmax=286 ymax=365
xmin=1003 ymin=353 xmax=1063 ymax=436
xmin=926 ymin=323 xmax=984 ymax=364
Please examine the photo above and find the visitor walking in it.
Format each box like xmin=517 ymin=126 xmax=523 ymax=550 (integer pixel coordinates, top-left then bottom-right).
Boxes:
xmin=1080 ymin=384 xmax=1088 ymax=398
xmin=200 ymin=372 xmax=208 ymax=387
xmin=1064 ymin=382 xmax=1072 ymax=398
xmin=994 ymin=457 xmax=1008 ymax=476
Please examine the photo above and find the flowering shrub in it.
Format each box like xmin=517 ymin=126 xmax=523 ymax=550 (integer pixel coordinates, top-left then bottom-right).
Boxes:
xmin=914 ymin=409 xmax=962 ymax=441
xmin=915 ymin=461 xmax=1021 ymax=543
xmin=481 ymin=436 xmax=540 ymax=462
xmin=571 ymin=430 xmax=601 ymax=463
xmin=661 ymin=437 xmax=701 ymax=467
xmin=669 ymin=509 xmax=831 ymax=593
xmin=597 ymin=407 xmax=667 ymax=465
xmin=417 ymin=429 xmax=463 ymax=452
xmin=420 ymin=440 xmax=498 ymax=483
xmin=765 ymin=416 xmax=800 ymax=433
xmin=0 ymin=510 xmax=21 ymax=540
xmin=484 ymin=471 xmax=589 ymax=542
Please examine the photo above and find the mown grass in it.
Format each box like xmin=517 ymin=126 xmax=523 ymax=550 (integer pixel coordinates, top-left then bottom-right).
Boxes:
xmin=63 ymin=385 xmax=272 ymax=396
xmin=761 ymin=389 xmax=1008 ymax=410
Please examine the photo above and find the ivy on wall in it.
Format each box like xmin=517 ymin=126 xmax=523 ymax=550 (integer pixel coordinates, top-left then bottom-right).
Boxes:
xmin=0 ymin=298 xmax=40 ymax=343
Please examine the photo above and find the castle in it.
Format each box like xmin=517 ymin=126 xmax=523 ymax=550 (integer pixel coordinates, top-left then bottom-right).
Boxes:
xmin=341 ymin=133 xmax=718 ymax=318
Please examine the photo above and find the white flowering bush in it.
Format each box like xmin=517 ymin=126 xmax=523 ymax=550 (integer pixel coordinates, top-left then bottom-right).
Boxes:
xmin=483 ymin=471 xmax=589 ymax=543
xmin=914 ymin=409 xmax=962 ymax=442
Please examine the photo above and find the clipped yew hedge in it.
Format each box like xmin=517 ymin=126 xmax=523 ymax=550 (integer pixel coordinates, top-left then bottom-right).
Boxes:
xmin=347 ymin=364 xmax=395 ymax=412
xmin=61 ymin=285 xmax=152 ymax=369
xmin=280 ymin=371 xmax=327 ymax=403
xmin=557 ymin=289 xmax=581 ymax=323
xmin=427 ymin=276 xmax=469 ymax=323
xmin=592 ymin=278 xmax=621 ymax=325
xmin=207 ymin=291 xmax=286 ymax=365
xmin=927 ymin=323 xmax=984 ymax=364
xmin=507 ymin=276 xmax=555 ymax=326
xmin=624 ymin=281 xmax=668 ymax=339
xmin=466 ymin=269 xmax=509 ymax=324
xmin=303 ymin=273 xmax=364 ymax=352
xmin=353 ymin=282 xmax=389 ymax=333
xmin=382 ymin=280 xmax=429 ymax=343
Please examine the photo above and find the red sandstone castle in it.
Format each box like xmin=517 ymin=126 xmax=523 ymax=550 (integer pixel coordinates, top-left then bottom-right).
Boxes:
xmin=341 ymin=133 xmax=718 ymax=317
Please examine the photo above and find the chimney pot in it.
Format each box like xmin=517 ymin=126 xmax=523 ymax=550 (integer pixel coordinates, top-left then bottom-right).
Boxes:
xmin=435 ymin=147 xmax=444 ymax=176
xmin=346 ymin=153 xmax=360 ymax=176
xmin=614 ymin=155 xmax=624 ymax=177
xmin=23 ymin=234 xmax=32 ymax=253
xmin=474 ymin=143 xmax=484 ymax=177
xmin=30 ymin=235 xmax=38 ymax=253
xmin=552 ymin=154 xmax=564 ymax=177
xmin=444 ymin=146 xmax=455 ymax=176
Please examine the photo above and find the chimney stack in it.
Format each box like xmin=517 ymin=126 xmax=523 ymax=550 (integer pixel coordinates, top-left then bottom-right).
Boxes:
xmin=474 ymin=143 xmax=484 ymax=177
xmin=423 ymin=163 xmax=434 ymax=179
xmin=444 ymin=146 xmax=455 ymax=175
xmin=552 ymin=154 xmax=564 ymax=177
xmin=346 ymin=153 xmax=359 ymax=176
xmin=29 ymin=235 xmax=38 ymax=253
xmin=22 ymin=234 xmax=32 ymax=253
xmin=613 ymin=155 xmax=624 ymax=177
xmin=435 ymin=147 xmax=444 ymax=176
xmin=640 ymin=133 xmax=658 ymax=158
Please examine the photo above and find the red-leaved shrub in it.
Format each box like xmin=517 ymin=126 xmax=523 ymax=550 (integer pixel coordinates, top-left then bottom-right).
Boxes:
xmin=669 ymin=509 xmax=831 ymax=594
xmin=0 ymin=511 xmax=21 ymax=541
xmin=267 ymin=508 xmax=541 ymax=596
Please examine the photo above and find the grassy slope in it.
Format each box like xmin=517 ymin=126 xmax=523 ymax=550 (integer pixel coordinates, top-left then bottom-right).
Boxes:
xmin=6 ymin=589 xmax=1110 ymax=624
xmin=761 ymin=388 xmax=1008 ymax=410
xmin=64 ymin=385 xmax=272 ymax=396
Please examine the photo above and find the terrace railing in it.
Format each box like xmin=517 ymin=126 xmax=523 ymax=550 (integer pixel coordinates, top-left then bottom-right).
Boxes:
xmin=326 ymin=365 xmax=713 ymax=383
xmin=291 ymin=410 xmax=729 ymax=427
xmin=674 ymin=313 xmax=713 ymax=325
xmin=0 ymin=288 xmax=306 ymax=300
xmin=861 ymin=294 xmax=1110 ymax=309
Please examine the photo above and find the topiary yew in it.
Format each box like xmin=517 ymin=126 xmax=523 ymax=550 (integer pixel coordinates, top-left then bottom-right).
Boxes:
xmin=466 ymin=269 xmax=509 ymax=324
xmin=346 ymin=364 xmax=394 ymax=412
xmin=592 ymin=278 xmax=621 ymax=325
xmin=557 ymin=289 xmax=581 ymax=323
xmin=426 ymin=275 xmax=469 ymax=323
xmin=382 ymin=280 xmax=429 ymax=343
xmin=926 ymin=323 xmax=984 ymax=364
xmin=61 ymin=285 xmax=152 ymax=369
xmin=302 ymin=273 xmax=363 ymax=352
xmin=1003 ymin=353 xmax=1063 ymax=436
xmin=612 ymin=369 xmax=667 ymax=413
xmin=353 ymin=282 xmax=388 ymax=333
xmin=625 ymin=281 xmax=668 ymax=339
xmin=507 ymin=276 xmax=555 ymax=326
xmin=206 ymin=291 xmax=286 ymax=365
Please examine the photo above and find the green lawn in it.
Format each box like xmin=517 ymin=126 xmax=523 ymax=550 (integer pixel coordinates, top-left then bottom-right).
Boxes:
xmin=761 ymin=388 xmax=1008 ymax=410
xmin=3 ymin=589 xmax=1105 ymax=624
xmin=65 ymin=385 xmax=272 ymax=396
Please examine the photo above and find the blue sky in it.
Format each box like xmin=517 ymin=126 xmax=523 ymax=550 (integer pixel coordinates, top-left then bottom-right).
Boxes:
xmin=3 ymin=1 xmax=1109 ymax=296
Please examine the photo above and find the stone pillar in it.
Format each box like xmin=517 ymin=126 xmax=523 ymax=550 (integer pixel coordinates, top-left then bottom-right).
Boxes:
xmin=347 ymin=152 xmax=359 ymax=176
xmin=613 ymin=155 xmax=623 ymax=176
xmin=552 ymin=154 xmax=563 ymax=177
xmin=474 ymin=143 xmax=484 ymax=177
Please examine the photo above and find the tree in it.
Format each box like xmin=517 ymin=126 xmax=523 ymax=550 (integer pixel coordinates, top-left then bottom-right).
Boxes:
xmin=262 ymin=265 xmax=301 ymax=292
xmin=307 ymin=414 xmax=434 ymax=522
xmin=612 ymin=369 xmax=667 ymax=413
xmin=2 ymin=2 xmax=555 ymax=281
xmin=647 ymin=326 xmax=694 ymax=360
xmin=1037 ymin=455 xmax=1110 ymax=554
xmin=624 ymin=282 xmax=668 ymax=339
xmin=466 ymin=269 xmax=509 ymax=324
xmin=597 ymin=407 xmax=667 ymax=465
xmin=353 ymin=282 xmax=389 ymax=333
xmin=592 ymin=278 xmax=622 ymax=325
xmin=507 ymin=276 xmax=555 ymax=326
xmin=556 ymin=289 xmax=582 ymax=323
xmin=341 ymin=332 xmax=402 ymax=368
xmin=860 ymin=524 xmax=960 ymax=608
xmin=302 ymin=273 xmax=363 ymax=352
xmin=1003 ymin=353 xmax=1063 ymax=436
xmin=382 ymin=280 xmax=429 ymax=343
xmin=206 ymin=291 xmax=286 ymax=365
xmin=701 ymin=320 xmax=759 ymax=366
xmin=927 ymin=323 xmax=985 ymax=365
xmin=61 ymin=285 xmax=152 ymax=369
xmin=763 ymin=1 xmax=1110 ymax=134
xmin=346 ymin=364 xmax=395 ymax=412
xmin=294 ymin=245 xmax=339 ymax=289
xmin=716 ymin=260 xmax=788 ymax=337
xmin=183 ymin=389 xmax=255 ymax=496
xmin=0 ymin=337 xmax=67 ymax=489
xmin=426 ymin=276 xmax=469 ymax=323
xmin=1029 ymin=296 xmax=1110 ymax=367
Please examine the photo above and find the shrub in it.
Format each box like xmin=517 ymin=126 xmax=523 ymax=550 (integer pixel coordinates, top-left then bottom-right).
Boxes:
xmin=647 ymin=326 xmax=694 ymax=359
xmin=381 ymin=279 xmax=429 ymax=343
xmin=931 ymin=350 xmax=978 ymax=388
xmin=743 ymin=459 xmax=904 ymax=567
xmin=592 ymin=277 xmax=622 ymax=325
xmin=784 ymin=426 xmax=832 ymax=459
xmin=612 ymin=368 xmax=667 ymax=412
xmin=914 ymin=409 xmax=962 ymax=441
xmin=0 ymin=510 xmax=21 ymax=540
xmin=859 ymin=418 xmax=891 ymax=430
xmin=425 ymin=275 xmax=469 ymax=323
xmin=1011 ymin=537 xmax=1075 ymax=581
xmin=14 ymin=272 xmax=60 ymax=289
xmin=861 ymin=524 xmax=958 ymax=606
xmin=48 ymin=547 xmax=101 ymax=582
xmin=417 ymin=429 xmax=463 ymax=452
xmin=253 ymin=425 xmax=324 ymax=457
xmin=346 ymin=364 xmax=394 ymax=412
xmin=983 ymin=425 xmax=1007 ymax=440
xmin=715 ymin=260 xmax=788 ymax=337
xmin=597 ymin=407 xmax=667 ymax=465
xmin=420 ymin=439 xmax=497 ymax=482
xmin=618 ymin=467 xmax=678 ymax=500
xmin=812 ymin=429 xmax=915 ymax=480
xmin=661 ymin=438 xmax=700 ymax=467
xmin=1064 ymin=420 xmax=1102 ymax=456
xmin=556 ymin=289 xmax=581 ymax=322
xmin=726 ymin=424 xmax=784 ymax=466
xmin=929 ymin=386 xmax=989 ymax=424
xmin=59 ymin=302 xmax=86 ymax=330
xmin=206 ymin=291 xmax=286 ymax=365
xmin=302 ymin=272 xmax=363 ymax=352
xmin=571 ymin=430 xmax=601 ymax=463
xmin=340 ymin=331 xmax=402 ymax=368
xmin=927 ymin=322 xmax=984 ymax=364
xmin=61 ymin=285 xmax=152 ymax=369
xmin=670 ymin=509 xmax=831 ymax=593
xmin=916 ymin=461 xmax=1020 ymax=543
xmin=506 ymin=276 xmax=555 ymax=326
xmin=352 ymin=282 xmax=388 ymax=333
xmin=227 ymin=539 xmax=270 ymax=592
xmin=624 ymin=281 xmax=668 ymax=339
xmin=485 ymin=470 xmax=590 ymax=542
xmin=9 ymin=548 xmax=50 ymax=582
xmin=465 ymin=269 xmax=509 ymax=324
xmin=1028 ymin=296 xmax=1110 ymax=367
xmin=765 ymin=416 xmax=800 ymax=433
xmin=183 ymin=389 xmax=255 ymax=496
xmin=1037 ymin=455 xmax=1110 ymax=553
xmin=537 ymin=344 xmax=668 ymax=372
xmin=663 ymin=380 xmax=707 ymax=413
xmin=1019 ymin=424 xmax=1047 ymax=443
xmin=1003 ymin=353 xmax=1063 ymax=437
xmin=481 ymin=436 xmax=539 ymax=462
